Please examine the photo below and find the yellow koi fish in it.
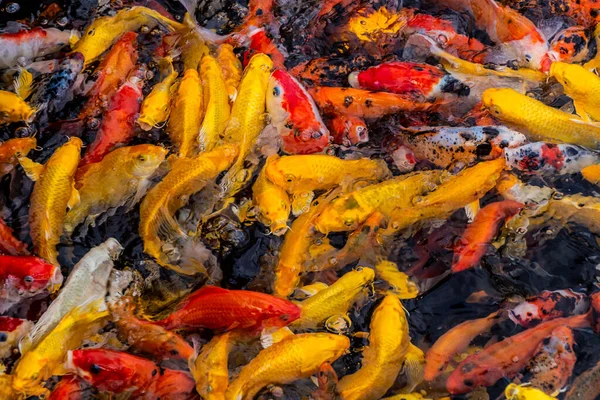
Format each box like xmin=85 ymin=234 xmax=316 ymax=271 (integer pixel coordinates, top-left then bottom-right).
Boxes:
xmin=582 ymin=164 xmax=600 ymax=185
xmin=252 ymin=155 xmax=291 ymax=236
xmin=217 ymin=44 xmax=242 ymax=101
xmin=20 ymin=137 xmax=82 ymax=265
xmin=225 ymin=333 xmax=350 ymax=400
xmin=190 ymin=332 xmax=234 ymax=400
xmin=337 ymin=295 xmax=410 ymax=400
xmin=550 ymin=62 xmax=600 ymax=121
xmin=179 ymin=13 xmax=210 ymax=72
xmin=199 ymin=54 xmax=231 ymax=152
xmin=290 ymin=267 xmax=374 ymax=330
xmin=402 ymin=343 xmax=426 ymax=392
xmin=482 ymin=88 xmax=600 ymax=148
xmin=505 ymin=384 xmax=557 ymax=400
xmin=0 ymin=69 xmax=36 ymax=125
xmin=167 ymin=68 xmax=204 ymax=158
xmin=139 ymin=144 xmax=238 ymax=275
xmin=138 ymin=58 xmax=178 ymax=131
xmin=65 ymin=145 xmax=167 ymax=236
xmin=375 ymin=260 xmax=419 ymax=299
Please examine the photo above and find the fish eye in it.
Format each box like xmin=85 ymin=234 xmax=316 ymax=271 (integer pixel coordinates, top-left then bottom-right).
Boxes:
xmin=23 ymin=275 xmax=34 ymax=284
xmin=31 ymin=373 xmax=39 ymax=380
xmin=344 ymin=219 xmax=354 ymax=226
xmin=356 ymin=266 xmax=364 ymax=272
xmin=138 ymin=155 xmax=147 ymax=162
xmin=490 ymin=105 xmax=501 ymax=115
xmin=464 ymin=379 xmax=474 ymax=387
xmin=280 ymin=314 xmax=289 ymax=321
xmin=273 ymin=86 xmax=281 ymax=97
xmin=0 ymin=333 xmax=7 ymax=342
xmin=90 ymin=364 xmax=102 ymax=374
xmin=284 ymin=174 xmax=294 ymax=183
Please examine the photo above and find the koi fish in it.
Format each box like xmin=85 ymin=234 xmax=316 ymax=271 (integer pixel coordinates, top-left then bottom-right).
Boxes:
xmin=0 ymin=138 xmax=37 ymax=177
xmin=452 ymin=200 xmax=524 ymax=272
xmin=505 ymin=383 xmax=557 ymax=400
xmin=550 ymin=62 xmax=600 ymax=122
xmin=509 ymin=289 xmax=589 ymax=328
xmin=79 ymin=32 xmax=138 ymax=121
xmin=391 ymin=145 xmax=417 ymax=172
xmin=252 ymin=155 xmax=291 ymax=235
xmin=310 ymin=86 xmax=433 ymax=120
xmin=243 ymin=28 xmax=286 ymax=70
xmin=137 ymin=57 xmax=177 ymax=131
xmin=397 ymin=125 xmax=527 ymax=169
xmin=0 ymin=219 xmax=29 ymax=257
xmin=338 ymin=295 xmax=410 ymax=400
xmin=225 ymin=333 xmax=350 ymax=400
xmin=328 ymin=113 xmax=368 ymax=147
xmin=564 ymin=358 xmax=600 ymax=400
xmin=199 ymin=55 xmax=231 ymax=152
xmin=178 ymin=14 xmax=210 ymax=72
xmin=348 ymin=61 xmax=470 ymax=99
xmin=266 ymin=69 xmax=330 ymax=154
xmin=48 ymin=375 xmax=87 ymax=400
xmin=549 ymin=26 xmax=589 ymax=63
xmin=482 ymin=88 xmax=600 ymax=149
xmin=190 ymin=332 xmax=233 ymax=400
xmin=375 ymin=260 xmax=419 ymax=299
xmin=217 ymin=44 xmax=242 ymax=101
xmin=110 ymin=296 xmax=194 ymax=362
xmin=0 ymin=85 xmax=35 ymax=126
xmin=154 ymin=285 xmax=301 ymax=332
xmin=78 ymin=66 xmax=145 ymax=171
xmin=0 ymin=256 xmax=61 ymax=313
xmin=0 ymin=27 xmax=79 ymax=69
xmin=313 ymin=362 xmax=339 ymax=400
xmin=19 ymin=137 xmax=82 ymax=266
xmin=424 ymin=310 xmax=502 ymax=381
xmin=0 ymin=317 xmax=33 ymax=359
xmin=505 ymin=142 xmax=600 ymax=175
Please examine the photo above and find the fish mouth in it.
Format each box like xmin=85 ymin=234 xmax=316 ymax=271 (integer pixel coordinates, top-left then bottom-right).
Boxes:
xmin=348 ymin=71 xmax=360 ymax=88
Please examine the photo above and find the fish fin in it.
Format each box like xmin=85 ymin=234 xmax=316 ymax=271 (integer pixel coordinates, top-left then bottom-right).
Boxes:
xmin=228 ymin=87 xmax=238 ymax=102
xmin=310 ymin=375 xmax=319 ymax=387
xmin=17 ymin=156 xmax=44 ymax=181
xmin=67 ymin=184 xmax=80 ymax=210
xmin=156 ymin=202 xmax=188 ymax=240
xmin=294 ymin=282 xmax=329 ymax=298
xmin=574 ymin=101 xmax=592 ymax=121
xmin=14 ymin=67 xmax=33 ymax=100
xmin=261 ymin=327 xmax=294 ymax=348
xmin=464 ymin=200 xmax=480 ymax=223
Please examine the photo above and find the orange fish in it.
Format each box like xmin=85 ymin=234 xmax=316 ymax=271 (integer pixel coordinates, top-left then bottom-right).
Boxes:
xmin=328 ymin=113 xmax=368 ymax=146
xmin=243 ymin=28 xmax=286 ymax=70
xmin=48 ymin=375 xmax=86 ymax=400
xmin=452 ymin=200 xmax=524 ymax=272
xmin=313 ymin=362 xmax=339 ymax=400
xmin=0 ymin=218 xmax=29 ymax=256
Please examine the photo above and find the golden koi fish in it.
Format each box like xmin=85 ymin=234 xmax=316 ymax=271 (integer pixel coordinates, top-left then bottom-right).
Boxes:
xmin=167 ymin=69 xmax=204 ymax=158
xmin=217 ymin=44 xmax=242 ymax=101
xmin=199 ymin=55 xmax=231 ymax=152
xmin=252 ymin=155 xmax=291 ymax=235
xmin=190 ymin=332 xmax=234 ymax=400
xmin=550 ymin=62 xmax=600 ymax=121
xmin=138 ymin=58 xmax=178 ymax=131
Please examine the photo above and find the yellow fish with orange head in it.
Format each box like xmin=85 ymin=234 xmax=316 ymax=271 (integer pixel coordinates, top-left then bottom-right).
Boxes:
xmin=190 ymin=332 xmax=235 ymax=400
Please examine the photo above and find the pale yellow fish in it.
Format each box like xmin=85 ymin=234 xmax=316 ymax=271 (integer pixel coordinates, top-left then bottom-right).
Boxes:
xmin=337 ymin=295 xmax=410 ymax=400
xmin=12 ymin=299 xmax=108 ymax=396
xmin=225 ymin=333 xmax=350 ymax=400
xmin=505 ymin=384 xmax=557 ymax=400
xmin=314 ymin=170 xmax=440 ymax=233
xmin=73 ymin=6 xmax=183 ymax=65
xmin=167 ymin=68 xmax=204 ymax=158
xmin=199 ymin=54 xmax=231 ymax=152
xmin=65 ymin=145 xmax=167 ymax=236
xmin=375 ymin=260 xmax=419 ymax=299
xmin=221 ymin=53 xmax=273 ymax=199
xmin=20 ymin=137 xmax=82 ymax=265
xmin=252 ymin=155 xmax=291 ymax=236
xmin=138 ymin=58 xmax=179 ymax=131
xmin=217 ymin=44 xmax=242 ymax=101
xmin=482 ymin=88 xmax=600 ymax=148
xmin=190 ymin=332 xmax=234 ymax=400
xmin=139 ymin=144 xmax=238 ymax=275
xmin=290 ymin=267 xmax=374 ymax=330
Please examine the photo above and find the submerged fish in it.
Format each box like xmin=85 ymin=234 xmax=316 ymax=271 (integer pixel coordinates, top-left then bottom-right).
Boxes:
xmin=190 ymin=331 xmax=233 ymax=400
xmin=505 ymin=142 xmax=600 ymax=175
xmin=0 ymin=317 xmax=33 ymax=359
xmin=509 ymin=290 xmax=589 ymax=328
xmin=137 ymin=57 xmax=177 ymax=131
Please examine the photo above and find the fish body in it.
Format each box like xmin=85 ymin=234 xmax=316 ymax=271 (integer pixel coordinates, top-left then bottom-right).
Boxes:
xmin=111 ymin=296 xmax=194 ymax=361
xmin=65 ymin=145 xmax=167 ymax=235
xmin=48 ymin=375 xmax=86 ymax=400
xmin=252 ymin=155 xmax=291 ymax=235
xmin=446 ymin=313 xmax=590 ymax=394
xmin=0 ymin=138 xmax=37 ymax=176
xmin=244 ymin=28 xmax=286 ymax=70
xmin=79 ymin=67 xmax=145 ymax=171
xmin=217 ymin=44 xmax=242 ymax=101
xmin=549 ymin=27 xmax=589 ymax=63
xmin=310 ymin=86 xmax=432 ymax=119
xmin=266 ymin=69 xmax=330 ymax=154
xmin=338 ymin=295 xmax=410 ymax=400
xmin=155 ymin=285 xmax=301 ymax=332
xmin=79 ymin=31 xmax=138 ymax=120
xmin=505 ymin=142 xmax=600 ymax=175
xmin=179 ymin=14 xmax=210 ymax=72
xmin=290 ymin=267 xmax=374 ymax=330
xmin=0 ymin=27 xmax=79 ymax=69
xmin=509 ymin=290 xmax=589 ymax=328
xmin=582 ymin=164 xmax=600 ymax=185
xmin=265 ymin=154 xmax=390 ymax=195
xmin=21 ymin=239 xmax=122 ymax=353
xmin=225 ymin=333 xmax=350 ymax=400
xmin=348 ymin=61 xmax=469 ymax=99
xmin=482 ymin=88 xmax=600 ymax=149
xmin=375 ymin=260 xmax=419 ymax=299
xmin=12 ymin=300 xmax=109 ymax=395
xmin=0 ymin=317 xmax=33 ymax=359
xmin=550 ymin=62 xmax=600 ymax=122
xmin=452 ymin=200 xmax=524 ymax=272
xmin=190 ymin=332 xmax=233 ymax=400
xmin=138 ymin=145 xmax=238 ymax=275
xmin=25 ymin=137 xmax=82 ymax=265
xmin=137 ymin=58 xmax=177 ymax=131
xmin=315 ymin=171 xmax=441 ymax=233
xmin=399 ymin=125 xmax=527 ymax=168
xmin=328 ymin=113 xmax=368 ymax=146
xmin=0 ymin=91 xmax=35 ymax=125
xmin=199 ymin=55 xmax=231 ymax=152
xmin=146 ymin=368 xmax=196 ymax=400
xmin=167 ymin=68 xmax=204 ymax=158
xmin=506 ymin=383 xmax=557 ymax=400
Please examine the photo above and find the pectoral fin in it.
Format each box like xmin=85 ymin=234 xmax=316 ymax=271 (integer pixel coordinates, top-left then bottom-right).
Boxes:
xmin=574 ymin=101 xmax=592 ymax=121
xmin=18 ymin=156 xmax=44 ymax=181
xmin=14 ymin=67 xmax=33 ymax=100
xmin=465 ymin=200 xmax=480 ymax=223
xmin=67 ymin=184 xmax=80 ymax=210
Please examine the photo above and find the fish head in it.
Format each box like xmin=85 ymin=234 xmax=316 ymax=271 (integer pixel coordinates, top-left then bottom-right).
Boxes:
xmin=301 ymin=333 xmax=350 ymax=370
xmin=129 ymin=145 xmax=168 ymax=177
xmin=508 ymin=300 xmax=540 ymax=327
xmin=5 ymin=257 xmax=62 ymax=293
xmin=446 ymin=359 xmax=504 ymax=394
xmin=261 ymin=297 xmax=302 ymax=329
xmin=549 ymin=61 xmax=589 ymax=99
xmin=267 ymin=69 xmax=330 ymax=154
xmin=314 ymin=194 xmax=362 ymax=233
xmin=317 ymin=362 xmax=338 ymax=393
xmin=391 ymin=145 xmax=417 ymax=172
xmin=481 ymin=88 xmax=521 ymax=124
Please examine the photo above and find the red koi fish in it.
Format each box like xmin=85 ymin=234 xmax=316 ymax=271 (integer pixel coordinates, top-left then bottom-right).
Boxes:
xmin=452 ymin=200 xmax=524 ymax=272
xmin=266 ymin=69 xmax=330 ymax=154
xmin=405 ymin=13 xmax=488 ymax=62
xmin=0 ymin=218 xmax=29 ymax=256
xmin=243 ymin=28 xmax=286 ymax=70
xmin=145 ymin=369 xmax=196 ymax=400
xmin=509 ymin=290 xmax=589 ymax=328
xmin=79 ymin=32 xmax=138 ymax=121
xmin=446 ymin=298 xmax=600 ymax=394
xmin=110 ymin=296 xmax=194 ymax=361
xmin=48 ymin=375 xmax=87 ymax=400
xmin=349 ymin=61 xmax=470 ymax=99
xmin=77 ymin=66 xmax=145 ymax=176
xmin=237 ymin=0 xmax=275 ymax=34
xmin=0 ymin=316 xmax=32 ymax=359
xmin=154 ymin=285 xmax=301 ymax=332
xmin=328 ymin=113 xmax=368 ymax=146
